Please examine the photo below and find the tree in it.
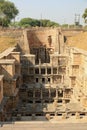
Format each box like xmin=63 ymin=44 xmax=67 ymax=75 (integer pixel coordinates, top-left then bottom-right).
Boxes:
xmin=0 ymin=0 xmax=19 ymax=26
xmin=82 ymin=8 xmax=87 ymax=23
xmin=19 ymin=18 xmax=41 ymax=27
xmin=41 ymin=19 xmax=50 ymax=27
xmin=19 ymin=17 xmax=60 ymax=28
xmin=41 ymin=19 xmax=59 ymax=27
xmin=19 ymin=18 xmax=32 ymax=27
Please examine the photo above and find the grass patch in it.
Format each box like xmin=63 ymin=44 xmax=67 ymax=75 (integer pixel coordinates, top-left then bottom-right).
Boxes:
xmin=67 ymin=32 xmax=87 ymax=51
xmin=0 ymin=37 xmax=17 ymax=53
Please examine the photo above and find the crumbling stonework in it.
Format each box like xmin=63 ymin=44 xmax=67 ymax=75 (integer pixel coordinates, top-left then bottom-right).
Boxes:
xmin=0 ymin=27 xmax=87 ymax=121
xmin=0 ymin=47 xmax=22 ymax=121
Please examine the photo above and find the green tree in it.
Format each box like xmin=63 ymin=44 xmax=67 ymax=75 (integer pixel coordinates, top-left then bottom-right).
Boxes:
xmin=19 ymin=18 xmax=40 ymax=27
xmin=41 ymin=19 xmax=50 ymax=27
xmin=0 ymin=0 xmax=19 ymax=26
xmin=19 ymin=18 xmax=32 ymax=27
xmin=31 ymin=19 xmax=40 ymax=26
xmin=82 ymin=8 xmax=87 ymax=23
xmin=41 ymin=19 xmax=59 ymax=27
xmin=19 ymin=17 xmax=60 ymax=27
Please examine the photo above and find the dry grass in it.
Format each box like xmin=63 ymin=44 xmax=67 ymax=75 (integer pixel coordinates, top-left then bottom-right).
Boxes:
xmin=67 ymin=32 xmax=87 ymax=51
xmin=0 ymin=37 xmax=17 ymax=53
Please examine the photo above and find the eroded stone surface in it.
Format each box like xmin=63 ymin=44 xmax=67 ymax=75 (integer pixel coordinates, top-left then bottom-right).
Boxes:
xmin=0 ymin=28 xmax=87 ymax=122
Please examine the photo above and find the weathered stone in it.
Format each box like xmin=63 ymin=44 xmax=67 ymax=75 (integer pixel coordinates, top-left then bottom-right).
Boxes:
xmin=0 ymin=28 xmax=87 ymax=122
xmin=75 ymin=112 xmax=80 ymax=119
xmin=62 ymin=113 xmax=67 ymax=119
xmin=45 ymin=114 xmax=50 ymax=120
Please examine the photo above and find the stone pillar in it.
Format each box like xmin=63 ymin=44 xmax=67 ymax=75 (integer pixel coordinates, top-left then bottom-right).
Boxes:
xmin=31 ymin=114 xmax=36 ymax=120
xmin=53 ymin=100 xmax=58 ymax=108
xmin=62 ymin=99 xmax=66 ymax=109
xmin=44 ymin=78 xmax=46 ymax=84
xmin=39 ymin=78 xmax=42 ymax=84
xmin=39 ymin=59 xmax=41 ymax=74
xmin=51 ymin=77 xmax=52 ymax=84
xmin=55 ymin=111 xmax=57 ymax=116
xmin=53 ymin=87 xmax=58 ymax=107
xmin=39 ymin=59 xmax=41 ymax=65
xmin=33 ymin=88 xmax=35 ymax=99
xmin=62 ymin=113 xmax=67 ymax=119
xmin=75 ymin=112 xmax=80 ymax=119
xmin=51 ymin=67 xmax=53 ymax=75
xmin=41 ymin=88 xmax=43 ymax=100
xmin=54 ymin=111 xmax=58 ymax=120
xmin=39 ymin=67 xmax=41 ymax=75
xmin=23 ymin=30 xmax=30 ymax=54
xmin=63 ymin=90 xmax=65 ymax=98
xmin=56 ymin=88 xmax=58 ymax=98
xmin=50 ymin=56 xmax=53 ymax=65
xmin=46 ymin=66 xmax=47 ymax=75
xmin=49 ymin=88 xmax=51 ymax=98
xmin=45 ymin=114 xmax=50 ymax=120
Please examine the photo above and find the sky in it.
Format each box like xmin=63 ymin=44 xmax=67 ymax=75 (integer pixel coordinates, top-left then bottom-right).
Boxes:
xmin=10 ymin=0 xmax=87 ymax=25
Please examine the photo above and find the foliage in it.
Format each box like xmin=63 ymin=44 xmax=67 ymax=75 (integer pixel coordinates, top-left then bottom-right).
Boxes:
xmin=0 ymin=0 xmax=19 ymax=26
xmin=82 ymin=8 xmax=87 ymax=23
xmin=61 ymin=24 xmax=69 ymax=28
xmin=19 ymin=18 xmax=40 ymax=27
xmin=10 ymin=21 xmax=19 ymax=27
xmin=42 ymin=19 xmax=59 ymax=27
xmin=19 ymin=18 xmax=59 ymax=27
